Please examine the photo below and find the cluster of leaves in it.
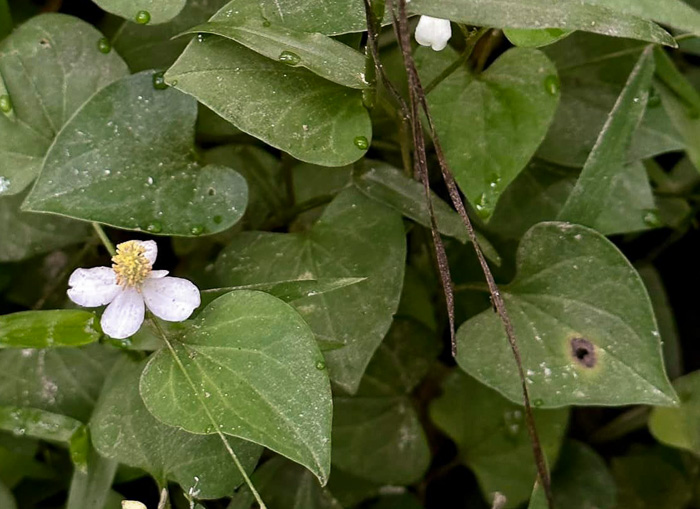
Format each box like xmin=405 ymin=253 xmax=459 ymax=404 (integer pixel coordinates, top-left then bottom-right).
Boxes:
xmin=0 ymin=0 xmax=700 ymax=508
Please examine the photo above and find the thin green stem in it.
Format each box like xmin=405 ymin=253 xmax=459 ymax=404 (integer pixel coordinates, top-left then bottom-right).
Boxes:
xmin=424 ymin=27 xmax=490 ymax=95
xmin=92 ymin=223 xmax=115 ymax=256
xmin=675 ymin=33 xmax=699 ymax=42
xmin=149 ymin=317 xmax=267 ymax=509
xmin=453 ymin=281 xmax=490 ymax=293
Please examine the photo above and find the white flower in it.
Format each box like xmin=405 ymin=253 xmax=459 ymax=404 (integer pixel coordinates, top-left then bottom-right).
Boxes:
xmin=415 ymin=15 xmax=452 ymax=51
xmin=122 ymin=502 xmax=147 ymax=509
xmin=68 ymin=240 xmax=200 ymax=339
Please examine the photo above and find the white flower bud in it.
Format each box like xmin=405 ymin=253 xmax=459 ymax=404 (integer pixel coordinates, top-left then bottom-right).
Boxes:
xmin=122 ymin=501 xmax=147 ymax=509
xmin=415 ymin=15 xmax=452 ymax=51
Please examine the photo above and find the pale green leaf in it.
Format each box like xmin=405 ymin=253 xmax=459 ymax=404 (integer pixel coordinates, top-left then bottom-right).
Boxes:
xmin=91 ymin=357 xmax=262 ymax=498
xmin=649 ymin=370 xmax=700 ymax=455
xmin=165 ymin=37 xmax=371 ymax=167
xmin=0 ymin=405 xmax=82 ymax=444
xmin=139 ymin=290 xmax=332 ymax=483
xmin=66 ymin=446 xmax=117 ymax=509
xmin=0 ymin=14 xmax=128 ymax=195
xmin=0 ymin=482 xmax=16 ymax=509
xmin=215 ymin=188 xmax=406 ymax=393
xmin=93 ymin=0 xmax=186 ymax=24
xmin=183 ymin=20 xmax=367 ymax=89
xmin=24 ymin=72 xmax=248 ymax=237
xmin=0 ymin=344 xmax=119 ymax=421
xmin=558 ymin=48 xmax=655 ymax=230
xmin=0 ymin=310 xmax=100 ymax=349
xmin=415 ymin=46 xmax=559 ymax=220
xmin=504 ymin=28 xmax=572 ymax=48
xmin=456 ymin=222 xmax=678 ymax=407
xmin=0 ymin=192 xmax=89 ymax=262
xmin=430 ymin=371 xmax=568 ymax=508
xmin=408 ymin=0 xmax=676 ymax=45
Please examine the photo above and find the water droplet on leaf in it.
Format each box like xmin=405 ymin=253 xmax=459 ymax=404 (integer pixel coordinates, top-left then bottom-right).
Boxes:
xmin=152 ymin=72 xmax=168 ymax=90
xmin=0 ymin=94 xmax=12 ymax=113
xmin=0 ymin=176 xmax=10 ymax=194
xmin=213 ymin=215 xmax=223 ymax=224
xmin=647 ymin=87 xmax=661 ymax=108
xmin=543 ymin=75 xmax=560 ymax=96
xmin=353 ymin=136 xmax=369 ymax=150
xmin=474 ymin=193 xmax=493 ymax=220
xmin=146 ymin=222 xmax=162 ymax=233
xmin=533 ymin=398 xmax=544 ymax=407
xmin=278 ymin=51 xmax=301 ymax=65
xmin=135 ymin=10 xmax=151 ymax=24
xmin=190 ymin=225 xmax=205 ymax=235
xmin=643 ymin=209 xmax=662 ymax=228
xmin=97 ymin=37 xmax=111 ymax=54
xmin=315 ymin=361 xmax=326 ymax=370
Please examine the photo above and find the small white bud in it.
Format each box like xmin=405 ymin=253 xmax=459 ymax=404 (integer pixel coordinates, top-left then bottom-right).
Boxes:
xmin=122 ymin=501 xmax=147 ymax=509
xmin=415 ymin=15 xmax=452 ymax=51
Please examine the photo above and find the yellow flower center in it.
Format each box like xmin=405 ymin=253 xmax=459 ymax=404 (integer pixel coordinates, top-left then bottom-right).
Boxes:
xmin=112 ymin=241 xmax=151 ymax=287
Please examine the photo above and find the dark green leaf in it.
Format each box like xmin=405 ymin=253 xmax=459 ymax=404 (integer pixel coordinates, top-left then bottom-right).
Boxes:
xmin=456 ymin=222 xmax=678 ymax=407
xmin=215 ymin=188 xmax=406 ymax=393
xmin=140 ymin=290 xmax=332 ymax=483
xmin=165 ymin=37 xmax=371 ymax=167
xmin=24 ymin=72 xmax=248 ymax=237
xmin=430 ymin=371 xmax=568 ymax=507
xmin=93 ymin=0 xmax=186 ymax=24
xmin=408 ymin=0 xmax=677 ymax=45
xmin=551 ymin=441 xmax=616 ymax=509
xmin=649 ymin=370 xmax=700 ymax=455
xmin=0 ymin=14 xmax=128 ymax=195
xmin=91 ymin=357 xmax=262 ymax=498
xmin=415 ymin=46 xmax=559 ymax=220
xmin=0 ymin=310 xmax=100 ymax=349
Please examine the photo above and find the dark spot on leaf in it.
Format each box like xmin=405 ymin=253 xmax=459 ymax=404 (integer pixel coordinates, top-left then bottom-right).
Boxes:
xmin=39 ymin=38 xmax=50 ymax=47
xmin=570 ymin=337 xmax=596 ymax=368
xmin=208 ymin=188 xmax=215 ymax=196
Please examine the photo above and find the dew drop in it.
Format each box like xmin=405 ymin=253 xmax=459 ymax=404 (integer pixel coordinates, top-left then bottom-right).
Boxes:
xmin=135 ymin=10 xmax=151 ymax=24
xmin=474 ymin=193 xmax=493 ymax=220
xmin=279 ymin=51 xmax=301 ymax=65
xmin=262 ymin=19 xmax=271 ymax=27
xmin=146 ymin=221 xmax=162 ymax=233
xmin=213 ymin=215 xmax=223 ymax=224
xmin=643 ymin=209 xmax=662 ymax=228
xmin=97 ymin=37 xmax=112 ymax=54
xmin=647 ymin=87 xmax=661 ymax=108
xmin=543 ymin=74 xmax=560 ymax=96
xmin=315 ymin=360 xmax=326 ymax=370
xmin=152 ymin=72 xmax=168 ymax=90
xmin=0 ymin=176 xmax=10 ymax=194
xmin=533 ymin=398 xmax=544 ymax=407
xmin=190 ymin=225 xmax=205 ymax=235
xmin=353 ymin=135 xmax=369 ymax=150
xmin=197 ymin=33 xmax=208 ymax=43
xmin=0 ymin=94 xmax=12 ymax=114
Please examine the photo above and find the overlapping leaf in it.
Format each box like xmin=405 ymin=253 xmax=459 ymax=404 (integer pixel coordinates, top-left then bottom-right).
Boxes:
xmin=0 ymin=310 xmax=100 ymax=348
xmin=92 ymin=0 xmax=186 ymax=24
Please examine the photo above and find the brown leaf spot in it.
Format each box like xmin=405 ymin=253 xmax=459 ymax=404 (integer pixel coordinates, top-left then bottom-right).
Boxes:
xmin=570 ymin=337 xmax=596 ymax=368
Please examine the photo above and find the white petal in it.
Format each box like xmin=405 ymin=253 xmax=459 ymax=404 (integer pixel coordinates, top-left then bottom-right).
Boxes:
xmin=415 ymin=16 xmax=452 ymax=51
xmin=122 ymin=502 xmax=147 ymax=509
xmin=67 ymin=267 xmax=120 ymax=307
xmin=101 ymin=287 xmax=145 ymax=339
xmin=142 ymin=276 xmax=201 ymax=322
xmin=149 ymin=270 xmax=169 ymax=279
xmin=133 ymin=240 xmax=158 ymax=265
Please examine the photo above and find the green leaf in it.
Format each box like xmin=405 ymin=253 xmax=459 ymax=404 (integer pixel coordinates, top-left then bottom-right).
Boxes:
xmin=107 ymin=0 xmax=230 ymax=72
xmin=0 ymin=405 xmax=82 ymax=444
xmin=227 ymin=457 xmax=342 ymax=509
xmin=65 ymin=446 xmax=117 ymax=509
xmin=332 ymin=319 xmax=438 ymax=484
xmin=558 ymin=48 xmax=655 ymax=231
xmin=455 ymin=222 xmax=678 ymax=408
xmin=584 ymin=0 xmax=700 ymax=36
xmin=204 ymin=144 xmax=286 ymax=229
xmin=611 ymin=447 xmax=693 ymax=509
xmin=139 ymin=290 xmax=332 ymax=483
xmin=215 ymin=188 xmax=406 ymax=393
xmin=649 ymin=370 xmax=700 ymax=455
xmin=0 ymin=13 xmax=128 ymax=195
xmin=408 ymin=0 xmax=676 ymax=45
xmin=0 ymin=481 xmax=16 ymax=509
xmin=0 ymin=310 xmax=101 ymax=349
xmin=550 ymin=441 xmax=616 ymax=509
xmin=24 ymin=71 xmax=248 ymax=237
xmin=429 ymin=371 xmax=568 ymax=508
xmin=91 ymin=357 xmax=262 ymax=498
xmin=183 ymin=20 xmax=367 ymax=89
xmin=0 ymin=192 xmax=89 ymax=262
xmin=0 ymin=344 xmax=119 ymax=421
xmin=540 ymin=33 xmax=683 ymax=167
xmin=165 ymin=37 xmax=371 ymax=167
xmin=367 ymin=494 xmax=424 ymax=509
xmin=654 ymin=48 xmax=700 ymax=171
xmin=93 ymin=0 xmax=186 ymax=24
xmin=0 ymin=0 xmax=12 ymax=41
xmin=504 ymin=28 xmax=572 ymax=48
xmin=415 ymin=46 xmax=559 ymax=220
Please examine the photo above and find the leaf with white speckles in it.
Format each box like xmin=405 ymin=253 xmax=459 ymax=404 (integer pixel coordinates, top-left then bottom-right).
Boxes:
xmin=456 ymin=222 xmax=678 ymax=408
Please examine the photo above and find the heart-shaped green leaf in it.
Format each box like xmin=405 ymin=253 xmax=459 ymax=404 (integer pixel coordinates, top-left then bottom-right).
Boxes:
xmin=0 ymin=14 xmax=128 ymax=195
xmin=456 ymin=222 xmax=678 ymax=408
xmin=415 ymin=47 xmax=559 ymax=220
xmin=93 ymin=0 xmax=186 ymax=24
xmin=215 ymin=188 xmax=406 ymax=393
xmin=0 ymin=310 xmax=100 ymax=348
xmin=165 ymin=35 xmax=371 ymax=167
xmin=430 ymin=371 xmax=568 ymax=508
xmin=649 ymin=370 xmax=700 ymax=455
xmin=139 ymin=290 xmax=332 ymax=483
xmin=408 ymin=0 xmax=677 ymax=45
xmin=91 ymin=357 xmax=262 ymax=498
xmin=24 ymin=72 xmax=248 ymax=237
